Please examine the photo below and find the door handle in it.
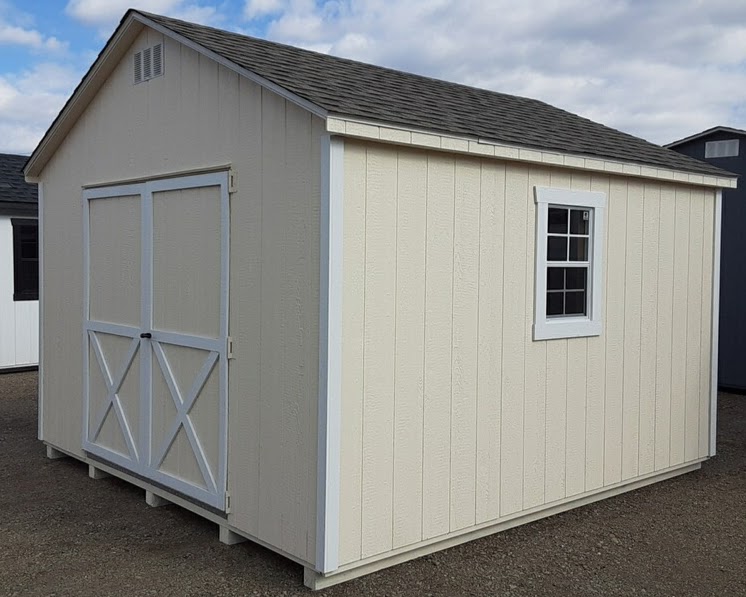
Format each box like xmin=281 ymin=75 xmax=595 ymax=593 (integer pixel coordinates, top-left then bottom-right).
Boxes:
xmin=140 ymin=332 xmax=152 ymax=339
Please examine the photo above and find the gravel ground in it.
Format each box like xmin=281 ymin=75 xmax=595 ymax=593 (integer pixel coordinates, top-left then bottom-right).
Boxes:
xmin=0 ymin=370 xmax=744 ymax=597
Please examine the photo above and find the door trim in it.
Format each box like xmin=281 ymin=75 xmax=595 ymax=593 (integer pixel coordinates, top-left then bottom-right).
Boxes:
xmin=82 ymin=171 xmax=230 ymax=510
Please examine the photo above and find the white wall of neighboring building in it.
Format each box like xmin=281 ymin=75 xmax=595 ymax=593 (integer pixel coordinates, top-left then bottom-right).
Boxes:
xmin=0 ymin=215 xmax=38 ymax=368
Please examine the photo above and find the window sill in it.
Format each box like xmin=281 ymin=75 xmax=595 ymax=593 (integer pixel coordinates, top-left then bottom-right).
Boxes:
xmin=533 ymin=318 xmax=601 ymax=341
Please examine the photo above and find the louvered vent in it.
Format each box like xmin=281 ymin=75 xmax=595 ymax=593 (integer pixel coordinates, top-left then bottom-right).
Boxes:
xmin=134 ymin=51 xmax=142 ymax=83
xmin=143 ymin=47 xmax=152 ymax=79
xmin=153 ymin=43 xmax=163 ymax=77
xmin=133 ymin=42 xmax=164 ymax=84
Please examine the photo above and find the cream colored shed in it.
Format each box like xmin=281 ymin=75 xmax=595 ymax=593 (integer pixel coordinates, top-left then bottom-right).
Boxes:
xmin=25 ymin=10 xmax=736 ymax=589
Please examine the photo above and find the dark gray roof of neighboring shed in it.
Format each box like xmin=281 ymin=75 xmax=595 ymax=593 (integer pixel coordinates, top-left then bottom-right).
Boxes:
xmin=666 ymin=126 xmax=746 ymax=148
xmin=139 ymin=10 xmax=731 ymax=178
xmin=0 ymin=153 xmax=37 ymax=211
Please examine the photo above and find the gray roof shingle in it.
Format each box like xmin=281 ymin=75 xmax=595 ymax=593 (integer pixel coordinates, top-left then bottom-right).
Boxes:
xmin=139 ymin=12 xmax=733 ymax=179
xmin=0 ymin=153 xmax=37 ymax=208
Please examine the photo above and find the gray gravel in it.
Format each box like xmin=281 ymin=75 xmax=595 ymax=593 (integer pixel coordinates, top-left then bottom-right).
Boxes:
xmin=1 ymin=370 xmax=744 ymax=596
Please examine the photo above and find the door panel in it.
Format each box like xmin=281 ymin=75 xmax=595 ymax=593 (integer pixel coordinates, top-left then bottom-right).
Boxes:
xmin=83 ymin=173 xmax=230 ymax=510
xmin=152 ymin=186 xmax=222 ymax=338
xmin=88 ymin=195 xmax=141 ymax=327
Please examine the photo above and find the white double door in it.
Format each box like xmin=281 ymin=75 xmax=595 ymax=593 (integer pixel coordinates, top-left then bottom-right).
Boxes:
xmin=82 ymin=172 xmax=230 ymax=510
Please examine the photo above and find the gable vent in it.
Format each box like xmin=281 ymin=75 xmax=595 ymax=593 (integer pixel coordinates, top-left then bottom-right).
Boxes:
xmin=153 ymin=43 xmax=163 ymax=77
xmin=134 ymin=42 xmax=164 ymax=84
xmin=134 ymin=51 xmax=142 ymax=83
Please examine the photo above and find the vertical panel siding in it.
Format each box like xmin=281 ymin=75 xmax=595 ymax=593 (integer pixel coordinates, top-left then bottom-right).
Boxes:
xmin=500 ymin=164 xmax=528 ymax=515
xmin=361 ymin=145 xmax=397 ymax=557
xmin=523 ymin=167 xmax=549 ymax=509
xmin=475 ymin=161 xmax=505 ymax=523
xmin=422 ymin=154 xmax=455 ymax=539
xmin=392 ymin=150 xmax=427 ymax=549
xmin=585 ymin=175 xmax=610 ymax=492
xmin=655 ymin=187 xmax=676 ymax=470
xmin=622 ymin=181 xmax=643 ymax=481
xmin=639 ymin=184 xmax=661 ymax=476
xmin=339 ymin=142 xmax=716 ymax=566
xmin=39 ymin=30 xmax=321 ymax=565
xmin=699 ymin=201 xmax=715 ymax=458
xmin=0 ymin=217 xmax=39 ymax=369
xmin=450 ymin=157 xmax=480 ymax=531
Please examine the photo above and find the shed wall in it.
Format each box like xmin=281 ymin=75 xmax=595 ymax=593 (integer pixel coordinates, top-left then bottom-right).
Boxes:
xmin=38 ymin=28 xmax=322 ymax=564
xmin=338 ymin=140 xmax=715 ymax=565
xmin=0 ymin=216 xmax=38 ymax=368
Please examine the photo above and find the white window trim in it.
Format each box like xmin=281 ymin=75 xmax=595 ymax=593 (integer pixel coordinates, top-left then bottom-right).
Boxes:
xmin=534 ymin=187 xmax=606 ymax=341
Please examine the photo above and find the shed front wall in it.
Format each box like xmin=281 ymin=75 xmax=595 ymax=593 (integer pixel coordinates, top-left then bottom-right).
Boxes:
xmin=38 ymin=28 xmax=322 ymax=564
xmin=0 ymin=216 xmax=38 ymax=368
xmin=338 ymin=139 xmax=715 ymax=566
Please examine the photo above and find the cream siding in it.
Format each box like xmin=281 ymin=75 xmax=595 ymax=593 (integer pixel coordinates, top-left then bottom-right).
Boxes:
xmin=38 ymin=29 xmax=321 ymax=565
xmin=0 ymin=216 xmax=39 ymax=369
xmin=338 ymin=139 xmax=716 ymax=566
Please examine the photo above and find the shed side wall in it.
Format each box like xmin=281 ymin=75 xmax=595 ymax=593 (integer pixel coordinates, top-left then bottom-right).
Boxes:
xmin=338 ymin=140 xmax=715 ymax=565
xmin=38 ymin=29 xmax=322 ymax=564
xmin=0 ymin=216 xmax=39 ymax=368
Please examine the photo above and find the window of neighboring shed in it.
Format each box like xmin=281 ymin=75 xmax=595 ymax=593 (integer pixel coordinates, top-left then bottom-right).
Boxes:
xmin=533 ymin=187 xmax=606 ymax=341
xmin=12 ymin=218 xmax=38 ymax=301
xmin=705 ymin=139 xmax=739 ymax=158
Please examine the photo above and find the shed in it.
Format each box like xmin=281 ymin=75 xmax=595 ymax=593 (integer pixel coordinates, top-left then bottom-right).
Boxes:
xmin=667 ymin=127 xmax=745 ymax=392
xmin=24 ymin=10 xmax=737 ymax=588
xmin=0 ymin=153 xmax=38 ymax=370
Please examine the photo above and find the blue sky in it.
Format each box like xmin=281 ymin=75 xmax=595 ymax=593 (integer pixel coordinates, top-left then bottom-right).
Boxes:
xmin=2 ymin=1 xmax=746 ymax=154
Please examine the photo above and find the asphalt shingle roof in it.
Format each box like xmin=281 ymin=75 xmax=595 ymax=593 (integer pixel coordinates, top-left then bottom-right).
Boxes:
xmin=0 ymin=153 xmax=36 ymax=206
xmin=140 ymin=11 xmax=731 ymax=179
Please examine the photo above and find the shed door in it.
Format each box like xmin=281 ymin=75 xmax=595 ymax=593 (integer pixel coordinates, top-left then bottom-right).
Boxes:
xmin=83 ymin=172 xmax=230 ymax=510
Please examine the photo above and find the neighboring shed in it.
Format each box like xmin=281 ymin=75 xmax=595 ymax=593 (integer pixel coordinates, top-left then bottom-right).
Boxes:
xmin=0 ymin=153 xmax=38 ymax=370
xmin=667 ymin=127 xmax=745 ymax=392
xmin=24 ymin=10 xmax=736 ymax=588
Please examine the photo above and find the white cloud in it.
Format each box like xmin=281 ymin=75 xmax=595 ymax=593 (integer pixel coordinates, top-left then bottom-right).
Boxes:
xmin=65 ymin=0 xmax=222 ymax=33
xmin=0 ymin=22 xmax=65 ymax=50
xmin=0 ymin=63 xmax=81 ymax=154
xmin=245 ymin=0 xmax=746 ymax=144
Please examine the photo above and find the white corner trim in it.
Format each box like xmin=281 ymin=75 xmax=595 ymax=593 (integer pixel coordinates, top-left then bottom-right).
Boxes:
xmin=37 ymin=182 xmax=44 ymax=441
xmin=316 ymin=134 xmax=343 ymax=573
xmin=533 ymin=187 xmax=606 ymax=342
xmin=134 ymin=13 xmax=327 ymax=120
xmin=710 ymin=189 xmax=722 ymax=456
xmin=326 ymin=116 xmax=737 ymax=190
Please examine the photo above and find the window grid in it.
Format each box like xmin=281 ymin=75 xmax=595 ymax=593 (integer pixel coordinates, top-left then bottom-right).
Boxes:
xmin=546 ymin=206 xmax=591 ymax=318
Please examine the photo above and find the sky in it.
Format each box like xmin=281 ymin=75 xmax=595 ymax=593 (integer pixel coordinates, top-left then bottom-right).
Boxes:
xmin=1 ymin=0 xmax=746 ymax=155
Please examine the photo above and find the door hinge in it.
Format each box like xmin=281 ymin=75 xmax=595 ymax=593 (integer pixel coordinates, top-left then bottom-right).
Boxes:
xmin=228 ymin=170 xmax=238 ymax=194
xmin=227 ymin=336 xmax=234 ymax=359
xmin=225 ymin=492 xmax=231 ymax=513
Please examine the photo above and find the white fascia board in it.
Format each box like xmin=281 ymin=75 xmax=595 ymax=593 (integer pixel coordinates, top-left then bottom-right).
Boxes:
xmin=326 ymin=115 xmax=737 ymax=189
xmin=133 ymin=13 xmax=327 ymax=120
xmin=37 ymin=182 xmax=44 ymax=440
xmin=316 ymin=134 xmax=343 ymax=573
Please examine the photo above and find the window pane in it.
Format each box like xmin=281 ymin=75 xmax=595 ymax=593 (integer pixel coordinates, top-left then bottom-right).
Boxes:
xmin=569 ymin=237 xmax=588 ymax=261
xmin=565 ymin=291 xmax=586 ymax=315
xmin=548 ymin=207 xmax=568 ymax=233
xmin=547 ymin=292 xmax=563 ymax=316
xmin=565 ymin=267 xmax=587 ymax=290
xmin=547 ymin=267 xmax=564 ymax=290
xmin=570 ymin=209 xmax=590 ymax=235
xmin=547 ymin=236 xmax=567 ymax=261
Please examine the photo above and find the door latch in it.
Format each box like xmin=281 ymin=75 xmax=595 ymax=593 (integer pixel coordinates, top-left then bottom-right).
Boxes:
xmin=140 ymin=332 xmax=152 ymax=339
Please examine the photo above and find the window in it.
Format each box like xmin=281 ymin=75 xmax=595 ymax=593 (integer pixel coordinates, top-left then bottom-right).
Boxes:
xmin=534 ymin=188 xmax=606 ymax=340
xmin=704 ymin=139 xmax=739 ymax=158
xmin=12 ymin=218 xmax=38 ymax=301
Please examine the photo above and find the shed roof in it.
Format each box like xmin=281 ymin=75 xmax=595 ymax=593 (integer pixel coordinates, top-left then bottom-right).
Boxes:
xmin=139 ymin=11 xmax=729 ymax=178
xmin=0 ymin=153 xmax=37 ymax=214
xmin=666 ymin=126 xmax=746 ymax=148
xmin=24 ymin=9 xmax=734 ymax=181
